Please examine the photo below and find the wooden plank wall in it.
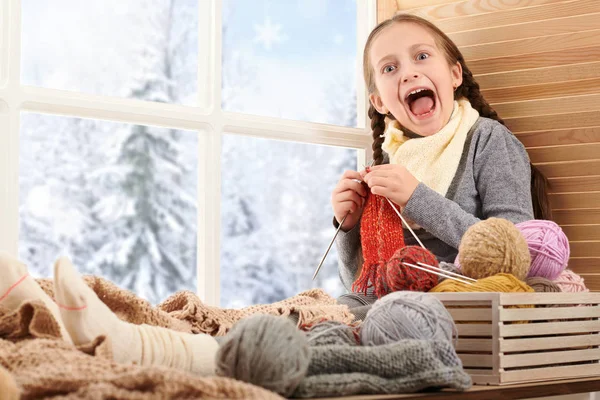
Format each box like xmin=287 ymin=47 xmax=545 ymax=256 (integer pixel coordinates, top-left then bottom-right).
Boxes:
xmin=378 ymin=0 xmax=600 ymax=290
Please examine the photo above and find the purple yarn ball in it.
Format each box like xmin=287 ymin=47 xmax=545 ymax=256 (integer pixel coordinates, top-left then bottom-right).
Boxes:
xmin=515 ymin=219 xmax=570 ymax=280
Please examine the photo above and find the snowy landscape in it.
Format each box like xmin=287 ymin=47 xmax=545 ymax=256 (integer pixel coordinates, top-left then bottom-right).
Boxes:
xmin=18 ymin=0 xmax=358 ymax=307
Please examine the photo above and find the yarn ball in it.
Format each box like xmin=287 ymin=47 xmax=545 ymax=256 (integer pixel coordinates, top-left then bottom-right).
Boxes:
xmin=377 ymin=246 xmax=439 ymax=297
xmin=360 ymin=291 xmax=456 ymax=346
xmin=458 ymin=218 xmax=530 ymax=280
xmin=430 ymin=273 xmax=534 ymax=293
xmin=516 ymin=219 xmax=570 ymax=280
xmin=216 ymin=314 xmax=310 ymax=397
xmin=306 ymin=320 xmax=358 ymax=346
xmin=553 ymin=269 xmax=589 ymax=293
xmin=525 ymin=276 xmax=562 ymax=293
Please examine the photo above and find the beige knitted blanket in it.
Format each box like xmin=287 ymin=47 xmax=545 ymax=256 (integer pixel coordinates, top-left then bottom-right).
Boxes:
xmin=0 ymin=275 xmax=354 ymax=399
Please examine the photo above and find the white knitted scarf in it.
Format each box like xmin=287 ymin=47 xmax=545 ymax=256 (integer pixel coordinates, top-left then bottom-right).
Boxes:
xmin=382 ymin=98 xmax=480 ymax=198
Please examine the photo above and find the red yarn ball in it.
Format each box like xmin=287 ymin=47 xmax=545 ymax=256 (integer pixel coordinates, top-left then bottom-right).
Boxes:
xmin=383 ymin=246 xmax=439 ymax=295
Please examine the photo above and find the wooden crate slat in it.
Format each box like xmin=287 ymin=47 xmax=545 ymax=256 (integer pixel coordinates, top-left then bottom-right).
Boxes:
xmin=448 ymin=308 xmax=492 ymax=321
xmin=500 ymin=334 xmax=600 ymax=352
xmin=460 ymin=354 xmax=494 ymax=368
xmin=501 ymin=349 xmax=600 ymax=369
xmin=501 ymin=363 xmax=600 ymax=384
xmin=456 ymin=338 xmax=493 ymax=352
xmin=549 ymin=192 xmax=600 ymax=208
xmin=500 ymin=305 xmax=600 ymax=322
xmin=498 ymin=293 xmax=600 ymax=306
xmin=500 ymin=320 xmax=600 ymax=337
xmin=464 ymin=370 xmax=500 ymax=385
xmin=457 ymin=323 xmax=493 ymax=337
xmin=431 ymin=292 xmax=498 ymax=302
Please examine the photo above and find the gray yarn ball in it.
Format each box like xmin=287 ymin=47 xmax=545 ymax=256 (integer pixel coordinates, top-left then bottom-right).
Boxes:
xmin=360 ymin=291 xmax=457 ymax=346
xmin=216 ymin=314 xmax=310 ymax=397
xmin=306 ymin=321 xmax=358 ymax=347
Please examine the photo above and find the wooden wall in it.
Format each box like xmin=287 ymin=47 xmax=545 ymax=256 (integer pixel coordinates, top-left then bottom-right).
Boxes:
xmin=377 ymin=0 xmax=600 ymax=290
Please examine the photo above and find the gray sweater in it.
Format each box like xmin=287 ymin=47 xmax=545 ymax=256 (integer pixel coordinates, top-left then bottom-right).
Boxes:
xmin=335 ymin=117 xmax=534 ymax=292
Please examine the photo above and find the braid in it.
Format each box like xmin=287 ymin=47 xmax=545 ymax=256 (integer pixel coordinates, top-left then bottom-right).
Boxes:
xmin=455 ymin=56 xmax=505 ymax=125
xmin=368 ymin=104 xmax=386 ymax=165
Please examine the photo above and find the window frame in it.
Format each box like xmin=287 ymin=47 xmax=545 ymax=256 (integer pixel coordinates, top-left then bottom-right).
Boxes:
xmin=0 ymin=0 xmax=377 ymax=306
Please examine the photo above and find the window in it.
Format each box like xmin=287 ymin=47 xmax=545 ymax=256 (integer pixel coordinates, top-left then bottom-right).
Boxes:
xmin=21 ymin=0 xmax=203 ymax=106
xmin=2 ymin=0 xmax=374 ymax=306
xmin=19 ymin=113 xmax=199 ymax=304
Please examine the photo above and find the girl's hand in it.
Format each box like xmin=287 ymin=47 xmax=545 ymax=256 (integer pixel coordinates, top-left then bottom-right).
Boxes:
xmin=360 ymin=164 xmax=419 ymax=208
xmin=331 ymin=170 xmax=368 ymax=231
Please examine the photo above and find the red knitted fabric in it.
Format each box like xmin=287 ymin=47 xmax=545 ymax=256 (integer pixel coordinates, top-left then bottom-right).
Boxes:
xmin=384 ymin=246 xmax=439 ymax=296
xmin=352 ymin=191 xmax=405 ymax=295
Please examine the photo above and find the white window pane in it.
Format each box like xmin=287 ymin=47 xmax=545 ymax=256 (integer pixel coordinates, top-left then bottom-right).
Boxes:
xmin=222 ymin=0 xmax=358 ymax=127
xmin=220 ymin=133 xmax=356 ymax=308
xmin=21 ymin=0 xmax=202 ymax=107
xmin=19 ymin=113 xmax=198 ymax=305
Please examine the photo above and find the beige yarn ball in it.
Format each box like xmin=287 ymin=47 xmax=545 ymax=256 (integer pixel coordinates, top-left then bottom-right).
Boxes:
xmin=459 ymin=218 xmax=531 ymax=280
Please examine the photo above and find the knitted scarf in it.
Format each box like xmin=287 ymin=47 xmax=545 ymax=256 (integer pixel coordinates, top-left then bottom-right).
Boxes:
xmin=352 ymin=99 xmax=479 ymax=295
xmin=352 ymin=192 xmax=405 ymax=295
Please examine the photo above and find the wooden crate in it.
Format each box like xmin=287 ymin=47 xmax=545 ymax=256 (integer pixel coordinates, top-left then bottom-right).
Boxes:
xmin=430 ymin=292 xmax=600 ymax=385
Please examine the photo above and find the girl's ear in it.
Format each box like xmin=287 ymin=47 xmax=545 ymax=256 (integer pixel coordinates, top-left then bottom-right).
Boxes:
xmin=452 ymin=61 xmax=463 ymax=89
xmin=369 ymin=93 xmax=389 ymax=115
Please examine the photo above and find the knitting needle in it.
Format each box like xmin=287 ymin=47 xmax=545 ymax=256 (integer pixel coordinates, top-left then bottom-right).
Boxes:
xmin=402 ymin=261 xmax=474 ymax=285
xmin=384 ymin=198 xmax=426 ymax=249
xmin=312 ymin=160 xmax=376 ymax=281
xmin=312 ymin=212 xmax=348 ymax=281
xmin=416 ymin=261 xmax=477 ymax=283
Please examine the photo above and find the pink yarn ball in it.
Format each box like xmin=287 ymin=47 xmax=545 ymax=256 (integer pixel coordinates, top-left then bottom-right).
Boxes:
xmin=553 ymin=269 xmax=589 ymax=293
xmin=515 ymin=219 xmax=569 ymax=280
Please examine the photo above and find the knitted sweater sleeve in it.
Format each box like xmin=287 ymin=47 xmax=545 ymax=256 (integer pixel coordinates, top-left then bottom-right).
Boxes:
xmin=402 ymin=122 xmax=534 ymax=249
xmin=333 ymin=217 xmax=362 ymax=292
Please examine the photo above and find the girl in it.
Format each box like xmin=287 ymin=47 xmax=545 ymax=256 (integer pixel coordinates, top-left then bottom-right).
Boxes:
xmin=332 ymin=14 xmax=550 ymax=299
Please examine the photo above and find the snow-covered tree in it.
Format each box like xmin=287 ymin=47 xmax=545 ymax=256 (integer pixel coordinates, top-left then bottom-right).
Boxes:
xmin=87 ymin=0 xmax=197 ymax=303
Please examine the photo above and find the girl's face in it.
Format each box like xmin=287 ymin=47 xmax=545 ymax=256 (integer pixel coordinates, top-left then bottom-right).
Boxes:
xmin=369 ymin=23 xmax=463 ymax=136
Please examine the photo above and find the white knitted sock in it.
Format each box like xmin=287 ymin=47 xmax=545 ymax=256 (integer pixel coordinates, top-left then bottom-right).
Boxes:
xmin=54 ymin=256 xmax=219 ymax=375
xmin=0 ymin=251 xmax=72 ymax=343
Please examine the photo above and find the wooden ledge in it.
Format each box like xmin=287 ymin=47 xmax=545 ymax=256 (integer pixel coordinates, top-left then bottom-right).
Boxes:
xmin=311 ymin=376 xmax=600 ymax=400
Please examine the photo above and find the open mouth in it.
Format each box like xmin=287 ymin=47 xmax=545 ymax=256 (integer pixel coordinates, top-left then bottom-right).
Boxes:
xmin=405 ymin=88 xmax=436 ymax=118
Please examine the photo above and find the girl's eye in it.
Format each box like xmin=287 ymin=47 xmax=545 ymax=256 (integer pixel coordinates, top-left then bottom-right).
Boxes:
xmin=383 ymin=65 xmax=396 ymax=74
xmin=416 ymin=52 xmax=429 ymax=61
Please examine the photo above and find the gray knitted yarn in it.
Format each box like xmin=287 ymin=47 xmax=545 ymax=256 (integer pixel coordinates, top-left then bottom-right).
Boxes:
xmin=216 ymin=314 xmax=310 ymax=397
xmin=306 ymin=321 xmax=358 ymax=347
xmin=294 ymin=339 xmax=471 ymax=398
xmin=360 ymin=291 xmax=457 ymax=346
